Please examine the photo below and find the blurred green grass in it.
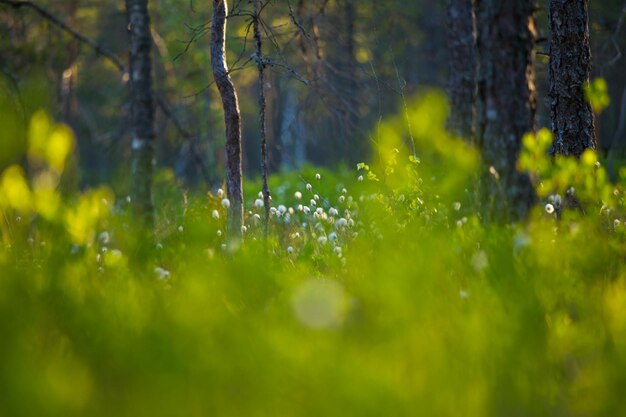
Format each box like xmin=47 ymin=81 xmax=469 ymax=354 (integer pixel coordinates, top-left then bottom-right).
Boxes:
xmin=1 ymin=91 xmax=626 ymax=417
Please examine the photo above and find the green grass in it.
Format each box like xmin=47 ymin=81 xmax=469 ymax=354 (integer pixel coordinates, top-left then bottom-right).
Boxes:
xmin=1 ymin=92 xmax=626 ymax=417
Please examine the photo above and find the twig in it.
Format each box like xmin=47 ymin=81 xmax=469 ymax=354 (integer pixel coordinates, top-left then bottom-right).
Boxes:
xmin=287 ymin=0 xmax=309 ymax=38
xmin=265 ymin=59 xmax=309 ymax=85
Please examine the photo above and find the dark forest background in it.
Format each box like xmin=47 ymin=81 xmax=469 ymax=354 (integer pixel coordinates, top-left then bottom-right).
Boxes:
xmin=2 ymin=0 xmax=625 ymax=189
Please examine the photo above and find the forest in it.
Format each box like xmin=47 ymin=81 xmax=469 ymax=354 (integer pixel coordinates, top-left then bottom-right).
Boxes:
xmin=1 ymin=0 xmax=626 ymax=416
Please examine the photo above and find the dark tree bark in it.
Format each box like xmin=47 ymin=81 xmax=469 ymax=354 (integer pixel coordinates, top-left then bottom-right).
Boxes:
xmin=211 ymin=0 xmax=243 ymax=238
xmin=476 ymin=0 xmax=537 ymax=220
xmin=446 ymin=0 xmax=477 ymax=140
xmin=126 ymin=0 xmax=156 ymax=227
xmin=549 ymin=0 xmax=596 ymax=157
xmin=253 ymin=0 xmax=270 ymax=238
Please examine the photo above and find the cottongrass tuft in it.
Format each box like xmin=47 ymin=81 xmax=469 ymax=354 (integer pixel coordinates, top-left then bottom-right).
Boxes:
xmin=336 ymin=218 xmax=348 ymax=228
xmin=154 ymin=267 xmax=170 ymax=281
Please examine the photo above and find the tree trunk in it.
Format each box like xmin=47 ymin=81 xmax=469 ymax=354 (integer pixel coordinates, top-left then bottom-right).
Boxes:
xmin=476 ymin=0 xmax=537 ymax=220
xmin=211 ymin=0 xmax=243 ymax=239
xmin=253 ymin=0 xmax=270 ymax=238
xmin=446 ymin=0 xmax=477 ymax=141
xmin=126 ymin=0 xmax=156 ymax=228
xmin=343 ymin=0 xmax=363 ymax=161
xmin=549 ymin=0 xmax=596 ymax=157
xmin=61 ymin=0 xmax=78 ymax=123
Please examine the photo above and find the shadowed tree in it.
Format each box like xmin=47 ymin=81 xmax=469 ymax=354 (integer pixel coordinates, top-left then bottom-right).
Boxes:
xmin=211 ymin=0 xmax=243 ymax=239
xmin=126 ymin=0 xmax=156 ymax=228
xmin=446 ymin=0 xmax=477 ymax=141
xmin=476 ymin=0 xmax=537 ymax=220
xmin=549 ymin=0 xmax=596 ymax=156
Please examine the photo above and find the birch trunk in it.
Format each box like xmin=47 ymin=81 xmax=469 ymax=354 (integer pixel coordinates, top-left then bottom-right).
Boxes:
xmin=476 ymin=0 xmax=537 ymax=220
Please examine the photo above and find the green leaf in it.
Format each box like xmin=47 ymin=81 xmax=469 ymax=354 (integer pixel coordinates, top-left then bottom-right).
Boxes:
xmin=584 ymin=78 xmax=610 ymax=113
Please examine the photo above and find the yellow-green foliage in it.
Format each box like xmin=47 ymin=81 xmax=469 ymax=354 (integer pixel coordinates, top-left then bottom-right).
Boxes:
xmin=584 ymin=78 xmax=611 ymax=114
xmin=1 ymin=92 xmax=626 ymax=417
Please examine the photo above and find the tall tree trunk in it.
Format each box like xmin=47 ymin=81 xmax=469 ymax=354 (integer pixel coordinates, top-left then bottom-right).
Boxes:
xmin=476 ymin=0 xmax=537 ymax=220
xmin=446 ymin=0 xmax=477 ymax=141
xmin=253 ymin=0 xmax=270 ymax=238
xmin=211 ymin=0 xmax=243 ymax=239
xmin=126 ymin=0 xmax=156 ymax=228
xmin=549 ymin=0 xmax=596 ymax=157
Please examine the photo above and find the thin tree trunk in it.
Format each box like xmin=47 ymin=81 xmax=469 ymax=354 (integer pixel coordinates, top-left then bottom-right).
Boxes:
xmin=126 ymin=0 xmax=156 ymax=228
xmin=549 ymin=0 xmax=596 ymax=157
xmin=476 ymin=0 xmax=537 ymax=220
xmin=61 ymin=0 xmax=78 ymax=123
xmin=211 ymin=0 xmax=243 ymax=239
xmin=446 ymin=0 xmax=477 ymax=141
xmin=253 ymin=0 xmax=270 ymax=238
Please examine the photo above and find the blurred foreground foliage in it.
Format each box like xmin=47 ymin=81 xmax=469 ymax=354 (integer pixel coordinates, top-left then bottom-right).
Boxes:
xmin=2 ymin=91 xmax=626 ymax=417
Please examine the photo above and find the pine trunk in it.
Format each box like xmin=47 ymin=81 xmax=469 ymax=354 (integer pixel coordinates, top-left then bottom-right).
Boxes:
xmin=549 ymin=0 xmax=596 ymax=157
xmin=446 ymin=0 xmax=477 ymax=141
xmin=476 ymin=0 xmax=537 ymax=220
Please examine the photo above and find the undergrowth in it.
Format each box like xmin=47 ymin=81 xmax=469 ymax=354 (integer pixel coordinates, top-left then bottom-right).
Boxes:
xmin=1 ymin=91 xmax=626 ymax=417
